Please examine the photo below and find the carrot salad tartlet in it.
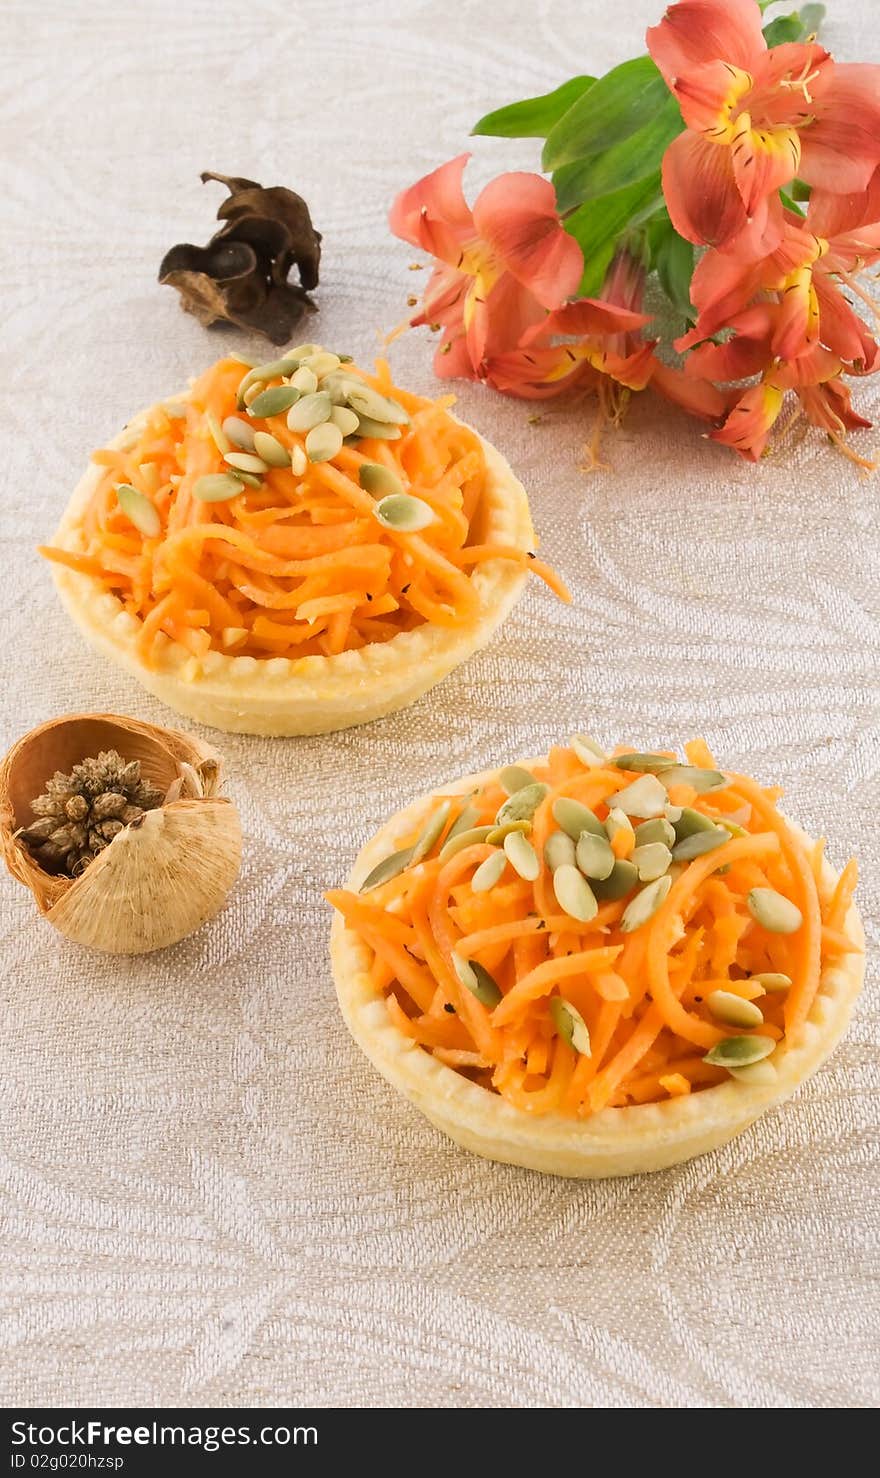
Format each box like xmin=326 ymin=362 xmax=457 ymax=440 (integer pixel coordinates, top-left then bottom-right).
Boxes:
xmin=43 ymin=347 xmax=565 ymax=735
xmin=328 ymin=739 xmax=864 ymax=1176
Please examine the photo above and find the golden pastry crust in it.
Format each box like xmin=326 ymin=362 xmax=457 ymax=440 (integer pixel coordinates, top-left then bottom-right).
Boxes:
xmin=330 ymin=765 xmax=865 ymax=1178
xmin=49 ymin=404 xmax=534 ymax=737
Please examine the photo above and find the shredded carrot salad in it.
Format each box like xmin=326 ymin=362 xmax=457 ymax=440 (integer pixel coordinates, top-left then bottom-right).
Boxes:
xmin=327 ymin=739 xmax=860 ymax=1116
xmin=40 ymin=348 xmax=568 ymax=664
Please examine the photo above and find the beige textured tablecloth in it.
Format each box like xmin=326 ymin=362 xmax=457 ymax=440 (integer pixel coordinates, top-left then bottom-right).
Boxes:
xmin=1 ymin=0 xmax=877 ymax=1410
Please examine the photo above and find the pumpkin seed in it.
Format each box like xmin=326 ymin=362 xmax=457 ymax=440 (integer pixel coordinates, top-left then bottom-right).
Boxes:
xmin=373 ymin=493 xmax=434 ymax=531
xmin=116 ymin=484 xmax=160 ymax=538
xmin=359 ymin=463 xmax=404 ymax=498
xmin=717 ymin=817 xmax=747 ymax=837
xmin=671 ymin=827 xmax=729 ymax=861
xmin=634 ymin=817 xmax=676 ymax=847
xmin=331 ymin=405 xmax=360 ymax=436
xmin=445 ymin=803 xmax=480 ymax=843
xmin=346 ymin=383 xmax=409 ymax=425
xmin=236 ymin=357 xmax=297 ymax=406
xmin=253 ymin=431 xmax=291 ymax=467
xmin=249 ymin=384 xmax=301 ymax=419
xmin=609 ymin=773 xmax=667 ymax=818
xmin=613 ymin=751 xmax=678 ymax=772
xmin=504 ymin=831 xmax=540 ymax=881
xmin=193 ymin=472 xmax=244 ymax=503
xmin=410 ymin=800 xmax=452 ymax=864
xmin=485 ymin=819 xmax=531 ymax=845
xmin=749 ymin=972 xmax=792 ymax=994
xmin=303 ymin=350 xmax=341 ymax=377
xmin=224 ymin=451 xmax=269 ymax=473
xmin=620 ymin=875 xmax=672 ymax=932
xmin=285 ymin=342 xmax=318 ymax=359
xmin=544 ymin=830 xmax=577 ymax=872
xmin=727 ymin=1059 xmax=778 ymax=1085
xmin=604 ymin=807 xmax=635 ymax=851
xmin=359 ymin=846 xmax=414 ymax=893
xmin=496 ymin=782 xmax=549 ymax=826
xmin=570 ymin=733 xmax=607 ymax=767
xmin=499 ymin=764 xmax=537 ymax=796
xmin=222 ymin=415 xmax=257 ymax=451
xmin=550 ymin=997 xmax=591 ymax=1056
xmin=287 ymin=391 xmax=333 ymax=432
xmin=552 ymin=796 xmax=605 ymax=840
xmin=707 ymin=990 xmax=765 ymax=1028
xmin=306 ymin=421 xmax=344 ymax=463
xmin=438 ymin=825 xmax=494 ymax=862
xmin=206 ymin=410 xmax=230 ymax=454
xmin=351 ymin=414 xmax=403 ymax=441
xmin=291 ymin=444 xmax=308 ymax=476
xmin=660 ymin=765 xmax=728 ymax=793
xmin=452 ymin=953 xmax=503 ymax=1008
xmin=553 ymin=864 xmax=598 ymax=922
xmin=592 ymin=858 xmax=639 ymax=900
xmin=471 ymin=850 xmax=508 ymax=893
xmin=673 ymin=806 xmax=719 ymax=840
xmin=575 ymin=831 xmax=615 ymax=880
xmin=747 ymin=887 xmax=803 ymax=933
xmin=235 ymin=470 xmax=264 ymax=489
xmin=630 ymin=841 xmax=672 ymax=881
xmin=321 ymin=373 xmax=355 ymax=405
xmin=703 ymin=1035 xmax=776 ymax=1068
xmin=290 ymin=365 xmax=318 ymax=395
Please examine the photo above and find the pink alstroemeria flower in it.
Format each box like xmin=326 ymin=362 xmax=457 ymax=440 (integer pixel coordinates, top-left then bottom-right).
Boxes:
xmin=389 ymin=153 xmax=584 ymax=379
xmin=647 ymin=0 xmax=880 ymax=248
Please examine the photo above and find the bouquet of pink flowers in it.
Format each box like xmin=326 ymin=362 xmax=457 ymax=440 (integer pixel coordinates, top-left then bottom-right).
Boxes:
xmin=390 ymin=0 xmax=880 ymax=465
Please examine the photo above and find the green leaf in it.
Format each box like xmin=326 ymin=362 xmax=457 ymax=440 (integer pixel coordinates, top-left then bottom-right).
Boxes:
xmin=779 ymin=187 xmax=806 ymax=215
xmin=762 ymin=2 xmax=824 ymax=43
xmin=565 ymin=174 xmax=665 ymax=296
xmin=472 ymin=76 xmax=595 ymax=140
xmin=800 ymin=3 xmax=825 ymax=34
xmin=551 ymin=97 xmax=682 ymax=212
xmin=650 ymin=216 xmax=695 ymax=319
xmin=543 ymin=56 xmax=670 ymax=170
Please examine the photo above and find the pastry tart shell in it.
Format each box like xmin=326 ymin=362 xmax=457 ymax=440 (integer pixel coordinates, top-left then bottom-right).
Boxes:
xmin=49 ymin=406 xmax=534 ymax=737
xmin=330 ymin=766 xmax=865 ymax=1178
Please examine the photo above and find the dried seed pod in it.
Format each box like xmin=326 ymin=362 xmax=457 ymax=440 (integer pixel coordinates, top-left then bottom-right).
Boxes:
xmin=0 ymin=713 xmax=241 ymax=955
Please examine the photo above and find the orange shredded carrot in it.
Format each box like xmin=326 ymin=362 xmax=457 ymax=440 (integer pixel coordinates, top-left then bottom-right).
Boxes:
xmin=42 ymin=352 xmax=568 ymax=663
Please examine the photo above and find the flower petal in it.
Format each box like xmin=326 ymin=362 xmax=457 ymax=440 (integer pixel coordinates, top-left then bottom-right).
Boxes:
xmin=814 ymin=275 xmax=879 ymax=368
xmin=646 ymin=0 xmax=766 ymax=88
xmin=389 ymin=153 xmax=474 ymax=262
xmin=549 ymin=298 xmax=652 ymax=337
xmin=710 ymin=382 xmax=785 ymax=460
xmin=483 ymin=344 xmax=594 ymax=400
xmin=672 ymin=60 xmax=752 ymax=136
xmin=464 ymin=269 xmax=549 ymax=370
xmin=472 ymin=172 xmax=583 ymax=309
xmin=650 ymin=359 xmax=730 ymax=419
xmin=798 ymin=378 xmax=872 ymax=433
xmin=433 ymin=332 xmax=477 ymax=381
xmin=662 ymin=130 xmax=749 ymax=245
xmin=800 ymin=64 xmax=880 ymax=194
xmin=730 ymin=112 xmax=800 ymax=216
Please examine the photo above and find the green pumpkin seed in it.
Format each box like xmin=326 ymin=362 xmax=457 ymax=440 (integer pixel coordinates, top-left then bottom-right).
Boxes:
xmin=373 ymin=493 xmax=434 ymax=531
xmin=236 ymin=357 xmax=297 ymax=406
xmin=660 ymin=765 xmax=728 ymax=793
xmin=613 ymin=752 xmax=678 ymax=772
xmin=223 ymin=415 xmax=257 ymax=451
xmin=499 ymin=764 xmax=537 ymax=796
xmin=570 ymin=734 xmax=607 ymax=767
xmin=359 ymin=463 xmax=404 ymax=498
xmin=630 ymin=841 xmax=672 ymax=882
xmin=552 ymin=796 xmax=605 ymax=840
xmin=306 ymin=422 xmax=344 ymax=463
xmin=575 ymin=831 xmax=615 ymax=880
xmin=496 ymin=783 xmax=549 ymax=826
xmin=445 ymin=803 xmax=480 ymax=843
xmin=634 ymin=817 xmax=676 ymax=847
xmin=673 ymin=806 xmax=719 ymax=840
xmin=553 ymin=864 xmax=598 ymax=923
xmin=485 ymin=819 xmax=531 ymax=845
xmin=707 ymin=990 xmax=764 ymax=1028
xmin=351 ymin=414 xmax=403 ymax=441
xmin=550 ymin=997 xmax=591 ymax=1056
xmin=224 ymin=451 xmax=269 ymax=473
xmin=747 ymin=887 xmax=803 ymax=933
xmin=321 ymin=373 xmax=356 ymax=405
xmin=471 ymin=850 xmax=508 ymax=893
xmin=438 ymin=825 xmax=494 ymax=862
xmin=287 ymin=391 xmax=333 ymax=432
xmin=193 ymin=472 xmax=244 ymax=503
xmin=620 ymin=875 xmax=672 ymax=932
xmin=452 ymin=953 xmax=502 ymax=1007
xmin=544 ymin=830 xmax=577 ymax=872
xmin=717 ymin=817 xmax=747 ymax=837
xmin=285 ymin=342 xmax=319 ymax=359
xmin=748 ymin=972 xmax=792 ymax=994
xmin=604 ymin=807 xmax=635 ymax=851
xmin=249 ymin=384 xmax=301 ymax=419
xmin=290 ymin=365 xmax=318 ymax=395
xmin=609 ymin=773 xmax=667 ymax=818
xmin=116 ymin=484 xmax=160 ymax=538
xmin=331 ymin=406 xmax=360 ymax=437
xmin=504 ymin=831 xmax=540 ymax=881
xmin=727 ymin=1059 xmax=778 ymax=1085
xmin=235 ymin=470 xmax=264 ymax=489
xmin=359 ymin=846 xmax=414 ymax=893
xmin=592 ymin=858 xmax=639 ymax=900
xmin=410 ymin=800 xmax=452 ymax=865
xmin=303 ymin=350 xmax=341 ymax=377
xmin=291 ymin=444 xmax=308 ymax=476
xmin=253 ymin=431 xmax=292 ymax=467
xmin=703 ymin=1035 xmax=776 ymax=1068
xmin=671 ymin=827 xmax=729 ymax=861
xmin=206 ymin=410 xmax=230 ymax=454
xmin=346 ymin=383 xmax=409 ymax=425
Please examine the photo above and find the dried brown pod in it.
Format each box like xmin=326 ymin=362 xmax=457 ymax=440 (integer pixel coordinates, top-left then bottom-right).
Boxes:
xmin=159 ymin=172 xmax=322 ymax=345
xmin=0 ymin=713 xmax=242 ymax=954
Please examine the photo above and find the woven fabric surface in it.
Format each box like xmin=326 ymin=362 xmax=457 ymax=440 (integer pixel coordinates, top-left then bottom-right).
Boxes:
xmin=1 ymin=0 xmax=877 ymax=1409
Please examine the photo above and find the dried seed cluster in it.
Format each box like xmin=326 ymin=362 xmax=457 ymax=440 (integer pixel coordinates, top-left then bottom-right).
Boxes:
xmin=19 ymin=750 xmax=164 ymax=878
